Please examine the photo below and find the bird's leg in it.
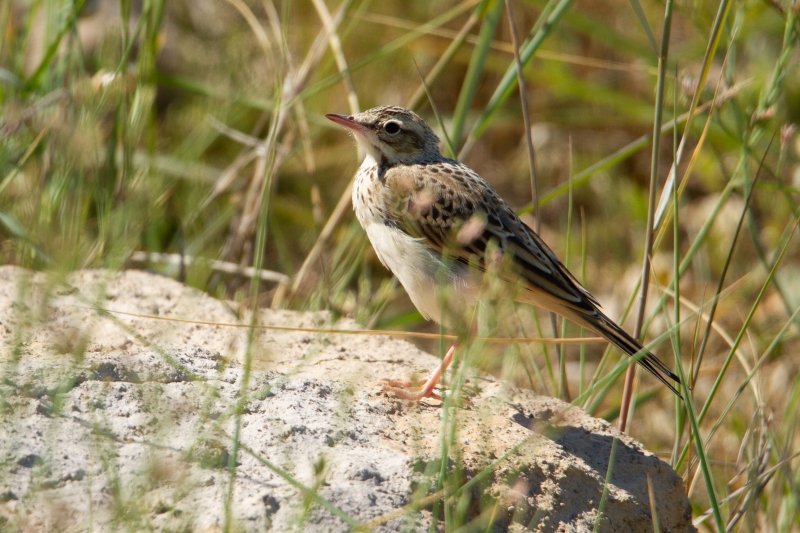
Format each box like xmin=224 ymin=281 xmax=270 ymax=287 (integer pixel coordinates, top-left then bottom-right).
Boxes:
xmin=382 ymin=343 xmax=457 ymax=401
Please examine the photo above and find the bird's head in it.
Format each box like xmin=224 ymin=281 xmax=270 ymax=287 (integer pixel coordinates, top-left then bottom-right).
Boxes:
xmin=326 ymin=106 xmax=442 ymax=165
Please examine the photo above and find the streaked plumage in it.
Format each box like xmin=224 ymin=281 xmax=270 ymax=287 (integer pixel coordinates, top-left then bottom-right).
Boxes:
xmin=327 ymin=105 xmax=681 ymax=398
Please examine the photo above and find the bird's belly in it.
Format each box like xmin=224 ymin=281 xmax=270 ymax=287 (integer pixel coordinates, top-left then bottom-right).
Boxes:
xmin=363 ymin=222 xmax=480 ymax=324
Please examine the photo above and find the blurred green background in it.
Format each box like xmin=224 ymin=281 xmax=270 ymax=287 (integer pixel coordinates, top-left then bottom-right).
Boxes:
xmin=3 ymin=0 xmax=800 ymax=529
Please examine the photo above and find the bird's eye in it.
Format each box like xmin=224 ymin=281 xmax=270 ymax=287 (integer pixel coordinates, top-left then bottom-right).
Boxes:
xmin=383 ymin=121 xmax=401 ymax=134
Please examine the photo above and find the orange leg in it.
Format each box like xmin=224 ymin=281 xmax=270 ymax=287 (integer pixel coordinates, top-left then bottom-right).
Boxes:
xmin=382 ymin=344 xmax=457 ymax=401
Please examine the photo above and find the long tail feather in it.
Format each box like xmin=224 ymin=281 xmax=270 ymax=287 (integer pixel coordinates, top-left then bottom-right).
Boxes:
xmin=564 ymin=308 xmax=683 ymax=399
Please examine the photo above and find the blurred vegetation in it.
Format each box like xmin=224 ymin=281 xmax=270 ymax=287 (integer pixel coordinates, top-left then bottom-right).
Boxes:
xmin=2 ymin=0 xmax=800 ymax=530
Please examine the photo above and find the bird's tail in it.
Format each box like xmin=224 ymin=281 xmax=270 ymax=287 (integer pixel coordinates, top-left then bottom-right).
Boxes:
xmin=568 ymin=308 xmax=683 ymax=399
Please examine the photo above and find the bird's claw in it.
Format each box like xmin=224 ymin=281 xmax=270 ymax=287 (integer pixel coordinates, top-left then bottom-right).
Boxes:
xmin=380 ymin=378 xmax=443 ymax=401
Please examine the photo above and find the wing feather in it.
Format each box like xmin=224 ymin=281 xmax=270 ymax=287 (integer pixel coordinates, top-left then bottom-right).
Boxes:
xmin=382 ymin=160 xmax=682 ymax=397
xmin=384 ymin=161 xmax=595 ymax=311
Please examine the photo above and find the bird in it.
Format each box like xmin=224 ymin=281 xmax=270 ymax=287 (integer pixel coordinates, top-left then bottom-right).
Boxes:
xmin=326 ymin=105 xmax=681 ymax=401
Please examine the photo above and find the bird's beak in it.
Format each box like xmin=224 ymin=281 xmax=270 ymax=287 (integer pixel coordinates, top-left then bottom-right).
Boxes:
xmin=325 ymin=113 xmax=371 ymax=136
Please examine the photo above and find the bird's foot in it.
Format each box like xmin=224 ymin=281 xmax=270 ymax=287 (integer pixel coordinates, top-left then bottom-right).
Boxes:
xmin=381 ymin=345 xmax=457 ymax=402
xmin=381 ymin=378 xmax=444 ymax=401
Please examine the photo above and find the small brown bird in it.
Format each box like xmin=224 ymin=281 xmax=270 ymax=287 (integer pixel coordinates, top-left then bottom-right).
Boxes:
xmin=327 ymin=106 xmax=681 ymax=400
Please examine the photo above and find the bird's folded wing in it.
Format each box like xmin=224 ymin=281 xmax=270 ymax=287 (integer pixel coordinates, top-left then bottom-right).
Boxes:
xmin=383 ymin=163 xmax=600 ymax=312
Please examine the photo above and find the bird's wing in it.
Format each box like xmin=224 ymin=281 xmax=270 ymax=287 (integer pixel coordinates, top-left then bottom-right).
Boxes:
xmin=382 ymin=161 xmax=599 ymax=312
xmin=383 ymin=161 xmax=682 ymax=397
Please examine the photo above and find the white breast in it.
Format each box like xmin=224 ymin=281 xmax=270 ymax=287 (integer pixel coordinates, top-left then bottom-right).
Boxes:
xmin=364 ymin=221 xmax=448 ymax=321
xmin=352 ymin=155 xmax=481 ymax=324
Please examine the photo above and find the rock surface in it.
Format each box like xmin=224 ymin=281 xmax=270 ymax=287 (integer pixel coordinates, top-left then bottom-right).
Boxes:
xmin=0 ymin=267 xmax=695 ymax=532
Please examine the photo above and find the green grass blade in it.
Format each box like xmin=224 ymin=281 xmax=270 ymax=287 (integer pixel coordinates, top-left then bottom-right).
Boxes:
xmin=406 ymin=6 xmax=483 ymax=110
xmin=653 ymin=0 xmax=733 ymax=230
xmin=674 ymin=216 xmax=800 ymax=472
xmin=516 ymin=87 xmax=743 ymax=215
xmin=692 ymin=133 xmax=775 ymax=382
xmin=670 ymin=320 xmax=725 ymax=531
xmin=293 ymin=0 xmax=481 ymax=106
xmin=459 ymin=0 xmax=575 ymax=158
xmin=24 ymin=0 xmax=88 ymax=90
xmin=413 ymin=58 xmax=456 ymax=158
xmin=450 ymin=0 xmax=504 ymax=148
xmin=627 ymin=0 xmax=659 ymax=55
xmin=592 ymin=437 xmax=619 ymax=532
xmin=619 ymin=0 xmax=674 ymax=433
